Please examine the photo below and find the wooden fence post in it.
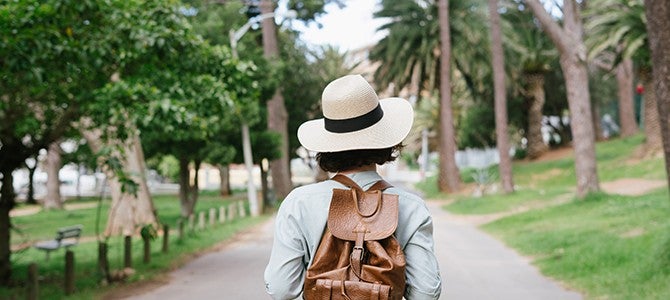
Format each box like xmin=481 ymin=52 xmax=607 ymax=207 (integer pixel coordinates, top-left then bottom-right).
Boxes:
xmin=198 ymin=211 xmax=205 ymax=230
xmin=98 ymin=242 xmax=110 ymax=284
xmin=219 ymin=206 xmax=226 ymax=223
xmin=209 ymin=208 xmax=216 ymax=227
xmin=162 ymin=224 xmax=169 ymax=253
xmin=228 ymin=203 xmax=236 ymax=221
xmin=143 ymin=235 xmax=151 ymax=264
xmin=124 ymin=236 xmax=132 ymax=268
xmin=188 ymin=214 xmax=195 ymax=232
xmin=238 ymin=201 xmax=246 ymax=218
xmin=27 ymin=262 xmax=38 ymax=300
xmin=65 ymin=250 xmax=75 ymax=295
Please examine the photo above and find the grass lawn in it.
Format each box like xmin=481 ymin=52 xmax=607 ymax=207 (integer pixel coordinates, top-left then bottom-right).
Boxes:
xmin=2 ymin=191 xmax=266 ymax=299
xmin=425 ymin=135 xmax=670 ymax=299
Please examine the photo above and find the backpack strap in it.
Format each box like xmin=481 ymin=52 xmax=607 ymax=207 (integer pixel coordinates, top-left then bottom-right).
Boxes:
xmin=331 ymin=174 xmax=393 ymax=192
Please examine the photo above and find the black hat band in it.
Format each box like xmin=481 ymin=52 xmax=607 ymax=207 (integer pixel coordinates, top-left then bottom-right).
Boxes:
xmin=324 ymin=104 xmax=384 ymax=133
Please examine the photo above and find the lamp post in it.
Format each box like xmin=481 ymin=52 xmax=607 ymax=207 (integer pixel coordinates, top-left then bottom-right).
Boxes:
xmin=229 ymin=10 xmax=296 ymax=217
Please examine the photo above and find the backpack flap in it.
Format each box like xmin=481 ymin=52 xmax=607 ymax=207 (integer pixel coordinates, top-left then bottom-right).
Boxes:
xmin=328 ymin=188 xmax=399 ymax=241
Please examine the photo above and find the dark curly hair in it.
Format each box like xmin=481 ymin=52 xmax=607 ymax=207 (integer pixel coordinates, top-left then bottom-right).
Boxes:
xmin=316 ymin=144 xmax=404 ymax=173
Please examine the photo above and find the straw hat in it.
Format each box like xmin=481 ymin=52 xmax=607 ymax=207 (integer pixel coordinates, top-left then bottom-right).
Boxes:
xmin=297 ymin=74 xmax=414 ymax=152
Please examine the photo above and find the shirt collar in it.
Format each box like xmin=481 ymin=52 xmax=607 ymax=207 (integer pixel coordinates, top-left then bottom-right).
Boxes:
xmin=341 ymin=171 xmax=383 ymax=190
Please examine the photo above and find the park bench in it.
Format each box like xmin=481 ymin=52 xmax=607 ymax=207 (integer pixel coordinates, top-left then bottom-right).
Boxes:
xmin=33 ymin=225 xmax=83 ymax=261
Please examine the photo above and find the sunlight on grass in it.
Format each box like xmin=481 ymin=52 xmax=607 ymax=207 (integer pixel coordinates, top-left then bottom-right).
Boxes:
xmin=422 ymin=135 xmax=670 ymax=299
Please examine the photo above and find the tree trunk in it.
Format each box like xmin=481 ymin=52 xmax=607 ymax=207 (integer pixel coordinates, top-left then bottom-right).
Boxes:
xmin=260 ymin=0 xmax=292 ymax=200
xmin=644 ymin=0 xmax=670 ymax=193
xmin=189 ymin=160 xmax=201 ymax=215
xmin=0 ymin=169 xmax=15 ymax=285
xmin=526 ymin=0 xmax=600 ymax=197
xmin=437 ymin=0 xmax=462 ymax=193
xmin=489 ymin=0 xmax=514 ymax=193
xmin=639 ymin=70 xmax=662 ymax=154
xmin=178 ymin=156 xmax=192 ymax=218
xmin=81 ymin=128 xmax=157 ymax=236
xmin=617 ymin=58 xmax=638 ymax=137
xmin=218 ymin=165 xmax=231 ymax=197
xmin=44 ymin=141 xmax=64 ymax=210
xmin=525 ymin=73 xmax=549 ymax=159
xmin=25 ymin=159 xmax=38 ymax=205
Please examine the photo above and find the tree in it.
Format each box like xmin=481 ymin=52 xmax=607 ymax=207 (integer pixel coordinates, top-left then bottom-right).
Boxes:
xmin=525 ymin=0 xmax=600 ymax=197
xmin=644 ymin=0 xmax=670 ymax=192
xmin=258 ymin=0 xmax=342 ymax=200
xmin=437 ymin=0 xmax=462 ymax=193
xmin=503 ymin=3 xmax=557 ymax=159
xmin=0 ymin=0 xmax=219 ymax=283
xmin=585 ymin=0 xmax=660 ymax=153
xmin=615 ymin=58 xmax=638 ymax=137
xmin=489 ymin=0 xmax=514 ymax=193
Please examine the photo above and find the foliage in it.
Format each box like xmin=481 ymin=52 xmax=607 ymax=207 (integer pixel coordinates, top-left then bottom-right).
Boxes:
xmin=458 ymin=104 xmax=496 ymax=148
xmin=584 ymin=0 xmax=649 ymax=68
xmin=371 ymin=0 xmax=490 ymax=98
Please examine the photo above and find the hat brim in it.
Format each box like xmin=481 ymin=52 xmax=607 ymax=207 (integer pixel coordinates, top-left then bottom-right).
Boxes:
xmin=297 ymin=97 xmax=414 ymax=152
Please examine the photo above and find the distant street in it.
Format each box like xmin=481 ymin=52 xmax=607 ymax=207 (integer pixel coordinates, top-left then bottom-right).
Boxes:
xmin=125 ymin=195 xmax=582 ymax=299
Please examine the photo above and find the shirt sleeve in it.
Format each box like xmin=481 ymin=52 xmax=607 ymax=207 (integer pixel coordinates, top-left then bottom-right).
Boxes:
xmin=403 ymin=208 xmax=442 ymax=299
xmin=264 ymin=200 xmax=307 ymax=300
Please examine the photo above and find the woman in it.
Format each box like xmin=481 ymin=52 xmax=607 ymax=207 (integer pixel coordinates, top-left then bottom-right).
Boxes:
xmin=264 ymin=74 xmax=442 ymax=299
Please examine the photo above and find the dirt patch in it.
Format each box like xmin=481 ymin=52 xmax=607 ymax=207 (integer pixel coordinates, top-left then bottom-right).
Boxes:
xmin=600 ymin=178 xmax=666 ymax=196
xmin=529 ymin=169 xmax=564 ymax=185
xmin=620 ymin=228 xmax=646 ymax=238
xmin=530 ymin=146 xmax=573 ymax=162
xmin=449 ymin=194 xmax=573 ymax=226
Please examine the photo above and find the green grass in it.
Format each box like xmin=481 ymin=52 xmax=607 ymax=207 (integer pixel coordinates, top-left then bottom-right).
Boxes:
xmin=434 ymin=135 xmax=670 ymax=299
xmin=2 ymin=192 xmax=263 ymax=299
xmin=484 ymin=190 xmax=670 ymax=299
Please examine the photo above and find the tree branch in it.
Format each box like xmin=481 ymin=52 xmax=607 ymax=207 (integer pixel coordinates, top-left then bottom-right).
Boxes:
xmin=524 ymin=0 xmax=569 ymax=53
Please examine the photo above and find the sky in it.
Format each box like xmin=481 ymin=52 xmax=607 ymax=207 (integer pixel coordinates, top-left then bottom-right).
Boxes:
xmin=287 ymin=0 xmax=387 ymax=53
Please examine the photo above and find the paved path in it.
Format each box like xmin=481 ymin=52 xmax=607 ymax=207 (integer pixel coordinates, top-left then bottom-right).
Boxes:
xmin=429 ymin=201 xmax=581 ymax=300
xmin=126 ymin=201 xmax=582 ymax=300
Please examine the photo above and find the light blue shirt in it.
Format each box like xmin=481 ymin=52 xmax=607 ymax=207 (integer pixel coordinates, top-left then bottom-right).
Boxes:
xmin=264 ymin=171 xmax=442 ymax=299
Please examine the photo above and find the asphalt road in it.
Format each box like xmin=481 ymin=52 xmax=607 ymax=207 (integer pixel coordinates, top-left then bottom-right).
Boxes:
xmin=126 ymin=201 xmax=582 ymax=300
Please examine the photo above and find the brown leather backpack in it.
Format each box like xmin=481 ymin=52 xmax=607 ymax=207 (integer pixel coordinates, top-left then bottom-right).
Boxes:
xmin=303 ymin=175 xmax=406 ymax=300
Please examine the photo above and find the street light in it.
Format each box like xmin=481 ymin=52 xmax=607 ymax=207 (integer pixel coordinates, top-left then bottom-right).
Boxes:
xmin=229 ymin=10 xmax=297 ymax=217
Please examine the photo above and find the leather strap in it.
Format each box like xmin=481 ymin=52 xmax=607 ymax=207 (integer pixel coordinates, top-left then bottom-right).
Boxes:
xmin=331 ymin=174 xmax=393 ymax=192
xmin=323 ymin=279 xmax=333 ymax=300
xmin=371 ymin=283 xmax=381 ymax=300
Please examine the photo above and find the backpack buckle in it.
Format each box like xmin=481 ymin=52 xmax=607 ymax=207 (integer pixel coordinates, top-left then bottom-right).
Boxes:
xmin=352 ymin=245 xmax=365 ymax=260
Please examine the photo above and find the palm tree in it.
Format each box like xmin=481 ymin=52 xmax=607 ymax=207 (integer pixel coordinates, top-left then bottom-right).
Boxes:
xmin=489 ymin=0 xmax=514 ymax=193
xmin=525 ymin=0 xmax=600 ymax=197
xmin=370 ymin=0 xmax=490 ymax=193
xmin=644 ymin=0 xmax=670 ymax=193
xmin=585 ymin=0 xmax=661 ymax=153
xmin=503 ymin=3 xmax=557 ymax=159
xmin=437 ymin=0 xmax=461 ymax=192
